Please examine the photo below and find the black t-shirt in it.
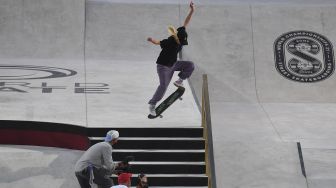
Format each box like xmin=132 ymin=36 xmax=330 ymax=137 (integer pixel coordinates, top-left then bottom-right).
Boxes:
xmin=156 ymin=36 xmax=183 ymax=67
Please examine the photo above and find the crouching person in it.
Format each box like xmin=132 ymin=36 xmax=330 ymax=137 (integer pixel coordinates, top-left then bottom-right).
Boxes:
xmin=75 ymin=130 xmax=120 ymax=188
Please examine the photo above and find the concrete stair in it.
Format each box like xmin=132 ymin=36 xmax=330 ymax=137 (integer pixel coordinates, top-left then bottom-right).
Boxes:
xmin=88 ymin=127 xmax=208 ymax=187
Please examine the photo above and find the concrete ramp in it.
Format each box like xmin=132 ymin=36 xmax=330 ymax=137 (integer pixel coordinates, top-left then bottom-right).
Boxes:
xmin=0 ymin=0 xmax=84 ymax=59
xmin=0 ymin=1 xmax=200 ymax=187
xmin=0 ymin=0 xmax=200 ymax=127
xmin=186 ymin=2 xmax=336 ymax=188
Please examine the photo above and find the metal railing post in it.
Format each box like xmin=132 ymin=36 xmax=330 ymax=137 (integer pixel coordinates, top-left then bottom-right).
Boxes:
xmin=201 ymin=74 xmax=217 ymax=188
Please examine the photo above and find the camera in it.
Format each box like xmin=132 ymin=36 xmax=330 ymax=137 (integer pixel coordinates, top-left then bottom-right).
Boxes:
xmin=115 ymin=156 xmax=135 ymax=174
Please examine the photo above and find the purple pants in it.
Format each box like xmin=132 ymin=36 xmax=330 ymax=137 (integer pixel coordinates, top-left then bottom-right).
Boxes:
xmin=149 ymin=60 xmax=194 ymax=105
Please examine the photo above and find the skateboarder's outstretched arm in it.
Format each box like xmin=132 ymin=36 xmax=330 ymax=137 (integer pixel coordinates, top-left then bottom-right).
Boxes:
xmin=183 ymin=1 xmax=195 ymax=28
xmin=147 ymin=37 xmax=160 ymax=45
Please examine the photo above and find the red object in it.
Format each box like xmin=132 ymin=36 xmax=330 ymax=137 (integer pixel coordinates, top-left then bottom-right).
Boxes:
xmin=118 ymin=173 xmax=132 ymax=184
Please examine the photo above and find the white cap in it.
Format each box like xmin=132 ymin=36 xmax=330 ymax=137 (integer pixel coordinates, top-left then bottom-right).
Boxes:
xmin=105 ymin=130 xmax=119 ymax=142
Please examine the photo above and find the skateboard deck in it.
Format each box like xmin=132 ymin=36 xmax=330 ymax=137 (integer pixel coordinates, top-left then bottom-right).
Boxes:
xmin=148 ymin=86 xmax=185 ymax=119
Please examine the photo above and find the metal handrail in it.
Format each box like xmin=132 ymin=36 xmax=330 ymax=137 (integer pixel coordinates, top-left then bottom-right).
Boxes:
xmin=201 ymin=74 xmax=217 ymax=188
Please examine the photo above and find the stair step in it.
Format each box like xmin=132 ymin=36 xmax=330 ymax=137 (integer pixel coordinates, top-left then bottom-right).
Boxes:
xmin=90 ymin=138 xmax=205 ymax=150
xmin=126 ymin=162 xmax=205 ymax=165
xmin=116 ymin=162 xmax=205 ymax=174
xmin=90 ymin=137 xmax=204 ymax=140
xmin=113 ymin=149 xmax=205 ymax=162
xmin=148 ymin=187 xmax=208 ymax=188
xmin=89 ymin=127 xmax=208 ymax=186
xmin=88 ymin=127 xmax=203 ymax=138
xmin=111 ymin=174 xmax=208 ymax=186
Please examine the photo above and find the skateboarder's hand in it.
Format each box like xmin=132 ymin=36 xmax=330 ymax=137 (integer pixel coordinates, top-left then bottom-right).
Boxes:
xmin=189 ymin=1 xmax=194 ymax=11
xmin=147 ymin=37 xmax=160 ymax=45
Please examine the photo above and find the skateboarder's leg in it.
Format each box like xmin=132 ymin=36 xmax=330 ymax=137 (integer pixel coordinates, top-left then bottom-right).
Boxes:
xmin=148 ymin=64 xmax=174 ymax=105
xmin=173 ymin=60 xmax=195 ymax=79
xmin=172 ymin=60 xmax=195 ymax=86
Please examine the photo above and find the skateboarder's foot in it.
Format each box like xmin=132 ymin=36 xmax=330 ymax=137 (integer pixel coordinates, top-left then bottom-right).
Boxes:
xmin=174 ymin=78 xmax=184 ymax=87
xmin=149 ymin=104 xmax=156 ymax=116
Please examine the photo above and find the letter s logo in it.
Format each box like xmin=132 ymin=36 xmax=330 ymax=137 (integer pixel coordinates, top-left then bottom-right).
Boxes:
xmin=274 ymin=31 xmax=334 ymax=83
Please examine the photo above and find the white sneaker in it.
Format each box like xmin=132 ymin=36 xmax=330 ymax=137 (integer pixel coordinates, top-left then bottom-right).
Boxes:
xmin=149 ymin=104 xmax=156 ymax=116
xmin=174 ymin=79 xmax=184 ymax=87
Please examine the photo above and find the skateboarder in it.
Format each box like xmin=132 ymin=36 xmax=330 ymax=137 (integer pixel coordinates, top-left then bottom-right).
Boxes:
xmin=147 ymin=1 xmax=195 ymax=116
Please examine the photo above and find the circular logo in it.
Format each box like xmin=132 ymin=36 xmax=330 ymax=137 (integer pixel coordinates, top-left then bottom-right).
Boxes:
xmin=274 ymin=31 xmax=334 ymax=83
xmin=0 ymin=65 xmax=77 ymax=80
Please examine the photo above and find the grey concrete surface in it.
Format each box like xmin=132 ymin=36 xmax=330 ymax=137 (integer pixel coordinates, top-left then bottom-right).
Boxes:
xmin=0 ymin=0 xmax=84 ymax=59
xmin=1 ymin=0 xmax=336 ymax=188
xmin=209 ymin=102 xmax=307 ymax=187
xmin=0 ymin=145 xmax=83 ymax=188
xmin=85 ymin=59 xmax=200 ymax=127
xmin=252 ymin=5 xmax=336 ymax=103
xmin=0 ymin=2 xmax=201 ymax=127
xmin=0 ymin=58 xmax=200 ymax=127
xmin=0 ymin=59 xmax=87 ymax=125
xmin=302 ymin=148 xmax=336 ymax=188
xmin=85 ymin=2 xmax=180 ymax=61
xmin=184 ymin=2 xmax=336 ymax=188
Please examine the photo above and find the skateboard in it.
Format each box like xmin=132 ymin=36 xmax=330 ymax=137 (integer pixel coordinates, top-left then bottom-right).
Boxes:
xmin=148 ymin=86 xmax=185 ymax=119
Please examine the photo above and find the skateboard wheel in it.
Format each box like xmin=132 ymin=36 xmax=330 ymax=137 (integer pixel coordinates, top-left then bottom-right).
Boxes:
xmin=159 ymin=115 xmax=163 ymax=118
xmin=179 ymin=97 xmax=183 ymax=100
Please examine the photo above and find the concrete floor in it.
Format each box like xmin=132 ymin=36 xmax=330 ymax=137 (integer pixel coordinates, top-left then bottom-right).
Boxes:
xmin=0 ymin=145 xmax=82 ymax=188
